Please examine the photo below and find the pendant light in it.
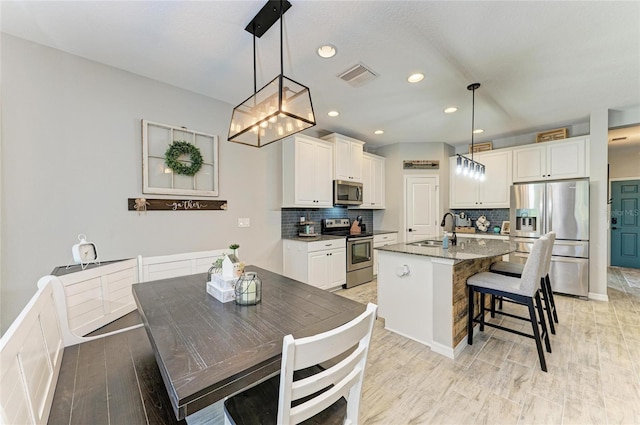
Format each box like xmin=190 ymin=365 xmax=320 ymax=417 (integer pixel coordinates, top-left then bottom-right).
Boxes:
xmin=228 ymin=0 xmax=316 ymax=147
xmin=455 ymin=83 xmax=485 ymax=181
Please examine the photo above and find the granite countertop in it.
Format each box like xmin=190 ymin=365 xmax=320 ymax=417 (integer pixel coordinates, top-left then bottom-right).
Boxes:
xmin=373 ymin=230 xmax=398 ymax=235
xmin=375 ymin=238 xmax=514 ymax=263
xmin=283 ymin=234 xmax=346 ymax=242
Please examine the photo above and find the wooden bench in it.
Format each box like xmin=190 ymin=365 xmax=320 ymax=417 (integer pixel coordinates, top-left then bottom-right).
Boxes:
xmin=0 ymin=249 xmax=232 ymax=424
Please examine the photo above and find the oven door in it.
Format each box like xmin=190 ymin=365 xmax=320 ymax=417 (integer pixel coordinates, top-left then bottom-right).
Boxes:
xmin=347 ymin=237 xmax=373 ymax=272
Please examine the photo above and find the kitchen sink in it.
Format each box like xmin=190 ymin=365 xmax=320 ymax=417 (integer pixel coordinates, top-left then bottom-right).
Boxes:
xmin=409 ymin=240 xmax=442 ymax=247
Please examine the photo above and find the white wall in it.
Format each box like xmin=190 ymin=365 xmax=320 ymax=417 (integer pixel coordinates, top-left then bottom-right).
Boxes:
xmin=1 ymin=35 xmax=283 ymax=333
xmin=373 ymin=142 xmax=454 ymax=240
xmin=609 ymin=144 xmax=640 ymax=179
xmin=589 ymin=109 xmax=609 ymax=300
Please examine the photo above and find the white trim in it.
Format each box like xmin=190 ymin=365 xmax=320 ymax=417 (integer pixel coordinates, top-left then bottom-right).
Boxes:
xmin=589 ymin=292 xmax=609 ymax=302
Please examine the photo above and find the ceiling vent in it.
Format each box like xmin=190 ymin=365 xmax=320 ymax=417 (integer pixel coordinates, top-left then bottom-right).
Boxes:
xmin=338 ymin=63 xmax=378 ymax=87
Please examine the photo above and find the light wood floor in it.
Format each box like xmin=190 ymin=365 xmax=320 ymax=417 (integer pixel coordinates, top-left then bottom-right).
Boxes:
xmin=336 ymin=267 xmax=640 ymax=424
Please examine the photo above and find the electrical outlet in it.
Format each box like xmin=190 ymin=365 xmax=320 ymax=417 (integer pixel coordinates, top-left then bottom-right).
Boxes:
xmin=238 ymin=218 xmax=250 ymax=228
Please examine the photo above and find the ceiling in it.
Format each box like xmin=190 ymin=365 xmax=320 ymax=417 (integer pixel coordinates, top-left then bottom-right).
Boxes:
xmin=2 ymin=1 xmax=639 ymax=149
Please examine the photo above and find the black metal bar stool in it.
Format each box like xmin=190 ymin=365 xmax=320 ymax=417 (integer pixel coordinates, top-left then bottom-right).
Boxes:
xmin=490 ymin=232 xmax=558 ymax=333
xmin=467 ymin=236 xmax=551 ymax=372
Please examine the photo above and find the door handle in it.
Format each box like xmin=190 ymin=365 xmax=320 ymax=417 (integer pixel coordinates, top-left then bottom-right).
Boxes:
xmin=612 ymin=227 xmax=618 ymax=230
xmin=408 ymin=228 xmax=413 ymax=232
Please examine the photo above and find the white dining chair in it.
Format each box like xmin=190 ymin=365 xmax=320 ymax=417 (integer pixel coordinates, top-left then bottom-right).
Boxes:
xmin=224 ymin=302 xmax=378 ymax=425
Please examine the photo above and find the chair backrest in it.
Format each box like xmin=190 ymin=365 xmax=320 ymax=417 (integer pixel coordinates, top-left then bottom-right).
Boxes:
xmin=277 ymin=303 xmax=378 ymax=425
xmin=541 ymin=232 xmax=556 ymax=277
xmin=519 ymin=236 xmax=549 ymax=295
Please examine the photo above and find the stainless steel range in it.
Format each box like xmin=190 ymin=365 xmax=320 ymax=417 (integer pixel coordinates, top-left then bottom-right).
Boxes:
xmin=321 ymin=218 xmax=374 ymax=288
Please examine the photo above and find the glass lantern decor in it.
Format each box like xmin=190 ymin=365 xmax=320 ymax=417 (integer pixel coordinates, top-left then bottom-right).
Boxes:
xmin=234 ymin=272 xmax=262 ymax=305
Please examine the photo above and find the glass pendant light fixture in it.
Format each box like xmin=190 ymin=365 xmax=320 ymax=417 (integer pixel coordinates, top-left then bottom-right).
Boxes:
xmin=228 ymin=0 xmax=316 ymax=147
xmin=455 ymin=83 xmax=486 ymax=181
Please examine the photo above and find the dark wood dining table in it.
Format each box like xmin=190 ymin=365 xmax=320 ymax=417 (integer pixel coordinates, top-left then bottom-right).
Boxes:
xmin=132 ymin=265 xmax=366 ymax=421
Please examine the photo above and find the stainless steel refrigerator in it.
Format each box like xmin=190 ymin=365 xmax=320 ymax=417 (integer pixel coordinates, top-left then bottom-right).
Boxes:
xmin=510 ymin=179 xmax=589 ymax=297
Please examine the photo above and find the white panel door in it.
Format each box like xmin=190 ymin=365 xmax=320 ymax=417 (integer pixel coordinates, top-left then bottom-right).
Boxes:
xmin=405 ymin=176 xmax=439 ymax=242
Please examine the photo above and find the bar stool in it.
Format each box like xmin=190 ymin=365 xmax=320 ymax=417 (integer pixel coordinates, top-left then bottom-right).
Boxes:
xmin=490 ymin=232 xmax=558 ymax=334
xmin=467 ymin=236 xmax=551 ymax=372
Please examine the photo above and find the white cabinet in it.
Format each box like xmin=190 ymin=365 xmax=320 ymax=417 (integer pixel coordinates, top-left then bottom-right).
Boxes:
xmin=283 ymin=238 xmax=346 ymax=290
xmin=373 ymin=232 xmax=398 ymax=276
xmin=321 ymin=133 xmax=364 ymax=182
xmin=360 ymin=153 xmax=386 ymax=209
xmin=282 ymin=134 xmax=333 ymax=208
xmin=450 ymin=150 xmax=513 ymax=208
xmin=512 ymin=136 xmax=589 ymax=182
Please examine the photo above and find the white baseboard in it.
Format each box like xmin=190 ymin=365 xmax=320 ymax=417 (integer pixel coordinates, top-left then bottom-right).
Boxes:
xmin=588 ymin=292 xmax=609 ymax=302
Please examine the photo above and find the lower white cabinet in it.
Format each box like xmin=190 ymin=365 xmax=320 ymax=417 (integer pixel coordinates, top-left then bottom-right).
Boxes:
xmin=283 ymin=238 xmax=346 ymax=289
xmin=373 ymin=232 xmax=398 ymax=276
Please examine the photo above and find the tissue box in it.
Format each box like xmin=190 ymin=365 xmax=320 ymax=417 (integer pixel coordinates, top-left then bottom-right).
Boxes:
xmin=207 ymin=281 xmax=235 ymax=303
xmin=212 ymin=273 xmax=238 ymax=290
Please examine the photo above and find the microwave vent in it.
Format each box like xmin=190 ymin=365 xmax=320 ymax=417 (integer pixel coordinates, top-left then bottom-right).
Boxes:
xmin=338 ymin=63 xmax=378 ymax=87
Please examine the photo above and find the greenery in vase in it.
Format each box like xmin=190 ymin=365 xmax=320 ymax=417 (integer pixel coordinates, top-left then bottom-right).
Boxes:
xmin=229 ymin=244 xmax=240 ymax=256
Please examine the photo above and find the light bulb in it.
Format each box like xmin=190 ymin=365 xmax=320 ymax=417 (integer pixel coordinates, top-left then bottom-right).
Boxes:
xmin=260 ymin=121 xmax=269 ymax=128
xmin=269 ymin=116 xmax=277 ymax=124
xmin=462 ymin=159 xmax=469 ymax=175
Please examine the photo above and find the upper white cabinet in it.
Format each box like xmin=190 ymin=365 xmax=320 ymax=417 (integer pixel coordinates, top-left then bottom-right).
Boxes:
xmin=321 ymin=133 xmax=364 ymax=182
xmin=512 ymin=136 xmax=589 ymax=182
xmin=282 ymin=134 xmax=333 ymax=208
xmin=360 ymin=152 xmax=386 ymax=209
xmin=450 ymin=150 xmax=513 ymax=209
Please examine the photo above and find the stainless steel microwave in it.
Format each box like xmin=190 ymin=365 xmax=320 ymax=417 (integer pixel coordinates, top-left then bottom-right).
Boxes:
xmin=334 ymin=180 xmax=363 ymax=206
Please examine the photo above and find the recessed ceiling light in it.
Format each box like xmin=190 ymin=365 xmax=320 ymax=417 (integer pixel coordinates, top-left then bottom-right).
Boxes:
xmin=473 ymin=129 xmax=484 ymax=134
xmin=444 ymin=107 xmax=458 ymax=114
xmin=317 ymin=44 xmax=337 ymax=58
xmin=327 ymin=110 xmax=339 ymax=117
xmin=407 ymin=73 xmax=424 ymax=83
xmin=374 ymin=130 xmax=384 ymax=135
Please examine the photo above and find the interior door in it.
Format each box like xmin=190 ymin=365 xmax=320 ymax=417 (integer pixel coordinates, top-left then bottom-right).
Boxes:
xmin=405 ymin=176 xmax=438 ymax=242
xmin=611 ymin=180 xmax=640 ymax=268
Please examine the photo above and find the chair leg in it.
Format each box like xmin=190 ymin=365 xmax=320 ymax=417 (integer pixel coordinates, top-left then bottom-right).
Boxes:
xmin=527 ymin=297 xmax=548 ymax=372
xmin=539 ymin=277 xmax=556 ymax=335
xmin=535 ymin=291 xmax=552 ymax=353
xmin=479 ymin=293 xmax=485 ymax=332
xmin=467 ymin=286 xmax=474 ymax=345
xmin=546 ymin=275 xmax=559 ymax=323
xmin=490 ymin=295 xmax=496 ymax=318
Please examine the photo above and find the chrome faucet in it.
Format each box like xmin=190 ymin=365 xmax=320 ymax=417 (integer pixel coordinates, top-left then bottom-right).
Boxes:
xmin=440 ymin=212 xmax=457 ymax=246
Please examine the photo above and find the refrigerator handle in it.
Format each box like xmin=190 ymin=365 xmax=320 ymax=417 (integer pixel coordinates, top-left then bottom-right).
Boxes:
xmin=544 ymin=183 xmax=550 ymax=235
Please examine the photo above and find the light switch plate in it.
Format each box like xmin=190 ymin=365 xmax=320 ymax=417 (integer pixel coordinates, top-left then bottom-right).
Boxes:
xmin=238 ymin=218 xmax=250 ymax=228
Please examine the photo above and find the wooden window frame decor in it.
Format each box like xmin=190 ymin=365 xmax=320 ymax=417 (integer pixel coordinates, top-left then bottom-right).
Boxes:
xmin=536 ymin=127 xmax=568 ymax=143
xmin=468 ymin=142 xmax=493 ymax=154
xmin=142 ymin=119 xmax=219 ymax=196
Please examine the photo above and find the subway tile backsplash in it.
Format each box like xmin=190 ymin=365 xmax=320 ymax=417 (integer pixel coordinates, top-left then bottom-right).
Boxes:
xmin=450 ymin=208 xmax=510 ymax=226
xmin=282 ymin=208 xmax=373 ymax=238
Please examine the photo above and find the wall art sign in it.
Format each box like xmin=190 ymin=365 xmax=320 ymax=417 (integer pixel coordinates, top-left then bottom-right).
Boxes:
xmin=403 ymin=160 xmax=439 ymax=170
xmin=142 ymin=119 xmax=219 ymax=196
xmin=128 ymin=198 xmax=228 ymax=212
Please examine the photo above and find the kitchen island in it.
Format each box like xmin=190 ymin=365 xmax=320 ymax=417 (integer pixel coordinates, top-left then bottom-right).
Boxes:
xmin=376 ymin=238 xmax=514 ymax=359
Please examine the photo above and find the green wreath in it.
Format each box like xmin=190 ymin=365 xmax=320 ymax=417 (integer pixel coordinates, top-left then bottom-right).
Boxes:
xmin=164 ymin=141 xmax=203 ymax=176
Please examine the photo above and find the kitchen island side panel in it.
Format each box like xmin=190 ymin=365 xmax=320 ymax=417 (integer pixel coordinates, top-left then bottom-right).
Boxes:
xmin=452 ymin=256 xmax=503 ymax=347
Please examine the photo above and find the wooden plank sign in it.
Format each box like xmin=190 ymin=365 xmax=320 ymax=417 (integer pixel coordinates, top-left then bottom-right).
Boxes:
xmin=128 ymin=198 xmax=227 ymax=212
